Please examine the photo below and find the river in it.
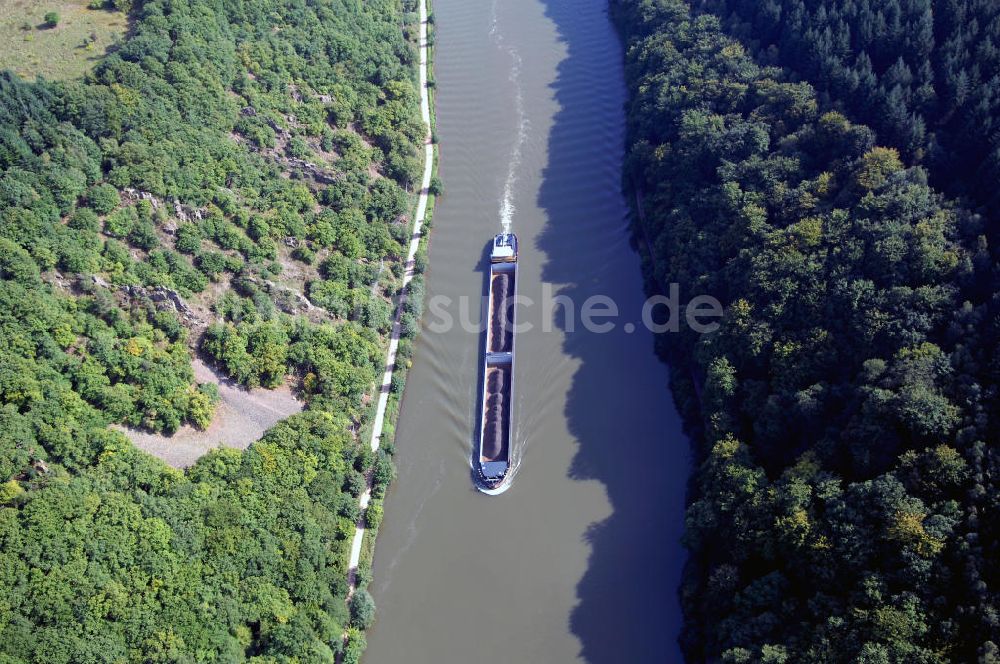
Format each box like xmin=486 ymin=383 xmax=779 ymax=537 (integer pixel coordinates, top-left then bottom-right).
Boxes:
xmin=363 ymin=0 xmax=690 ymax=661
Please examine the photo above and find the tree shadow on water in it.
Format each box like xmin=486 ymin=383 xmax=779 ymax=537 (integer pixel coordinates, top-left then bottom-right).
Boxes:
xmin=534 ymin=0 xmax=690 ymax=661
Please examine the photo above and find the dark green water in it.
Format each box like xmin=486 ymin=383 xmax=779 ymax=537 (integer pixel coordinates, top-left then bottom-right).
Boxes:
xmin=364 ymin=0 xmax=689 ymax=660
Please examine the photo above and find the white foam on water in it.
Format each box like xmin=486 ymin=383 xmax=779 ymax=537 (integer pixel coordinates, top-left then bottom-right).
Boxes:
xmin=490 ymin=0 xmax=527 ymax=235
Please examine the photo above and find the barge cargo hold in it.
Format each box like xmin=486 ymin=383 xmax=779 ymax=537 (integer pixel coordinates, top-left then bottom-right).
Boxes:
xmin=476 ymin=233 xmax=518 ymax=493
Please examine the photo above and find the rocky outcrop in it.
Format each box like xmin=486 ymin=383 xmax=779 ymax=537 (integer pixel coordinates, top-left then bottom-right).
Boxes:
xmin=266 ymin=280 xmax=316 ymax=315
xmin=285 ymin=157 xmax=337 ymax=183
xmin=121 ymin=284 xmax=203 ymax=325
xmin=171 ymin=199 xmax=206 ymax=223
xmin=121 ymin=188 xmax=163 ymax=211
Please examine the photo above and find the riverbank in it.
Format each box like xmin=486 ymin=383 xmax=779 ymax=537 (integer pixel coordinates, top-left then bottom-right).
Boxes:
xmin=339 ymin=0 xmax=437 ymax=659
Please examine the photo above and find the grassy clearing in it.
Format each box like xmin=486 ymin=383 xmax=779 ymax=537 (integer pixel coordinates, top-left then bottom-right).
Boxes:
xmin=0 ymin=0 xmax=126 ymax=80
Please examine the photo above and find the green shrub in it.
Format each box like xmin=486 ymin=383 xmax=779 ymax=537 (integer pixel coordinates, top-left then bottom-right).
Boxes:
xmin=69 ymin=208 xmax=100 ymax=232
xmin=372 ymin=452 xmax=395 ymax=496
xmin=349 ymin=590 xmax=376 ymax=629
xmin=128 ymin=222 xmax=159 ymax=250
xmin=174 ymin=224 xmax=202 ymax=253
xmin=428 ymin=175 xmax=443 ymax=195
xmin=342 ymin=629 xmax=367 ymax=664
xmin=196 ymin=251 xmax=228 ymax=278
xmin=86 ymin=184 xmax=120 ymax=214
xmin=292 ymin=244 xmax=315 ymax=264
xmin=365 ymin=501 xmax=383 ymax=529
xmin=103 ymin=206 xmax=137 ymax=238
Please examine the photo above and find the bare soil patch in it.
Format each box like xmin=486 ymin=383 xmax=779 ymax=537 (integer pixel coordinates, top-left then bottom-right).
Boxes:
xmin=120 ymin=358 xmax=303 ymax=467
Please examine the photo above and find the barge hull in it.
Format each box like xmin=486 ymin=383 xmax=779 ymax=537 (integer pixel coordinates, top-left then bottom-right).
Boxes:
xmin=477 ymin=234 xmax=517 ymax=491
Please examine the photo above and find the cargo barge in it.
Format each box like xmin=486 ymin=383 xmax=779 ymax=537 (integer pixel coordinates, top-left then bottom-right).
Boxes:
xmin=476 ymin=233 xmax=518 ymax=493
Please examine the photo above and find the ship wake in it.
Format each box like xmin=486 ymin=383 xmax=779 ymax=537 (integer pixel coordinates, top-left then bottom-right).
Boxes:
xmin=490 ymin=0 xmax=527 ymax=235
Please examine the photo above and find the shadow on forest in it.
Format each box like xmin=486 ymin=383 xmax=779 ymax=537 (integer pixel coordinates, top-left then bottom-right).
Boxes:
xmin=534 ymin=0 xmax=690 ymax=661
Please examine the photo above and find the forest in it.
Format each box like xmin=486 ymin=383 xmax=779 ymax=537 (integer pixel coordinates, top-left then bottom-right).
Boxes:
xmin=0 ymin=0 xmax=424 ymax=661
xmin=614 ymin=0 xmax=1000 ymax=661
xmin=698 ymin=0 xmax=1000 ymax=239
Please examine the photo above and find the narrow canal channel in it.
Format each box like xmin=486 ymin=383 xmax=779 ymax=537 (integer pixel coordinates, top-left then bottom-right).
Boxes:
xmin=364 ymin=0 xmax=690 ymax=660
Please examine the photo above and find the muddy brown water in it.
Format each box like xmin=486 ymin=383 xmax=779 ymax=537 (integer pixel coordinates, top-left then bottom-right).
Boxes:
xmin=364 ymin=0 xmax=690 ymax=661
